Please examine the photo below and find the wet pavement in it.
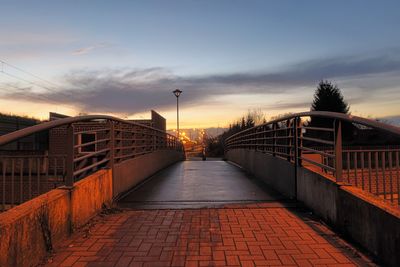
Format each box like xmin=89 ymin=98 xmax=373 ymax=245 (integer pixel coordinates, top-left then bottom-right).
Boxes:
xmin=44 ymin=160 xmax=376 ymax=267
xmin=118 ymin=160 xmax=289 ymax=209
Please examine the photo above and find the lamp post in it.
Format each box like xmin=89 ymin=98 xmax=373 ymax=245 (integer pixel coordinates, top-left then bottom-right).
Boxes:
xmin=173 ymin=89 xmax=182 ymax=140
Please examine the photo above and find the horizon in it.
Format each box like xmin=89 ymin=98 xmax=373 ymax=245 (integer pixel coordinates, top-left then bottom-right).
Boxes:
xmin=1 ymin=1 xmax=400 ymax=129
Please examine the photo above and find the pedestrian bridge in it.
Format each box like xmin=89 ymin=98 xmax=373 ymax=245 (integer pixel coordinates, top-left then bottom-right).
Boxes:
xmin=43 ymin=159 xmax=374 ymax=267
xmin=0 ymin=112 xmax=399 ymax=267
xmin=118 ymin=160 xmax=287 ymax=210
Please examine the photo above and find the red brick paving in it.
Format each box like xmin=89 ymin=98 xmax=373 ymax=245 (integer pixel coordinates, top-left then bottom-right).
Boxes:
xmin=44 ymin=206 xmax=374 ymax=267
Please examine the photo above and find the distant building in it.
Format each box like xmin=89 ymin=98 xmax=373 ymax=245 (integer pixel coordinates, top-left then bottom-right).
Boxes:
xmin=128 ymin=110 xmax=166 ymax=131
xmin=48 ymin=110 xmax=167 ymax=157
xmin=0 ymin=113 xmax=46 ymax=152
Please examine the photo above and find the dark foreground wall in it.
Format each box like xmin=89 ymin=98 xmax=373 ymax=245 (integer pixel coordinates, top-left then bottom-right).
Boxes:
xmin=113 ymin=150 xmax=185 ymax=198
xmin=226 ymin=149 xmax=400 ymax=267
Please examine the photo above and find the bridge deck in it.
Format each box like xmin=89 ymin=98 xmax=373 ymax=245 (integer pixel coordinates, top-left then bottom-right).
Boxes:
xmin=44 ymin=160 xmax=375 ymax=267
xmin=118 ymin=160 xmax=288 ymax=209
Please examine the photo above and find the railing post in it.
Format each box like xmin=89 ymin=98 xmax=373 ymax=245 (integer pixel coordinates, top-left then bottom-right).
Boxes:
xmin=272 ymin=123 xmax=277 ymax=157
xmin=262 ymin=125 xmax=266 ymax=153
xmin=108 ymin=120 xmax=115 ymax=169
xmin=293 ymin=117 xmax=299 ymax=200
xmin=334 ymin=120 xmax=343 ymax=183
xmin=286 ymin=119 xmax=291 ymax=161
xmin=153 ymin=131 xmax=157 ymax=152
xmin=175 ymin=137 xmax=177 ymax=150
xmin=296 ymin=117 xmax=302 ymax=167
xmin=65 ymin=124 xmax=74 ymax=186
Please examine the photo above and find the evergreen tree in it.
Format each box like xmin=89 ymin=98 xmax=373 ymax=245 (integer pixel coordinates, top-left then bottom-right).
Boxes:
xmin=309 ymin=80 xmax=352 ymax=141
xmin=311 ymin=80 xmax=349 ymax=113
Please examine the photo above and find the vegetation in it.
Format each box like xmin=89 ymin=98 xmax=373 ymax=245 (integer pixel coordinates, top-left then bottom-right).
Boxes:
xmin=205 ymin=80 xmax=399 ymax=156
xmin=205 ymin=110 xmax=266 ymax=157
xmin=311 ymin=80 xmax=349 ymax=114
xmin=0 ymin=112 xmax=41 ymax=123
xmin=308 ymin=80 xmax=352 ymax=140
xmin=309 ymin=80 xmax=349 ymax=128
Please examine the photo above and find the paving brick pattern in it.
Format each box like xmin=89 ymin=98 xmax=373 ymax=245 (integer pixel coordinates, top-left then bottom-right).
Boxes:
xmin=45 ymin=206 xmax=373 ymax=267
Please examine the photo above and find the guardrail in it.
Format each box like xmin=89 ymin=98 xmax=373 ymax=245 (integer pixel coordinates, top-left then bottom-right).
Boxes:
xmin=225 ymin=111 xmax=400 ymax=206
xmin=0 ymin=115 xmax=183 ymax=211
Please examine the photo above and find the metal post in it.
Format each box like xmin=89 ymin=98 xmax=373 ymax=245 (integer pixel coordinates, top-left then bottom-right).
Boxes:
xmin=334 ymin=120 xmax=343 ymax=183
xmin=153 ymin=132 xmax=157 ymax=152
xmin=272 ymin=123 xmax=277 ymax=157
xmin=286 ymin=119 xmax=291 ymax=161
xmin=173 ymin=89 xmax=182 ymax=140
xmin=108 ymin=121 xmax=115 ymax=169
xmin=296 ymin=118 xmax=303 ymax=167
xmin=65 ymin=124 xmax=74 ymax=186
xmin=177 ymin=96 xmax=180 ymax=139
xmin=293 ymin=117 xmax=299 ymax=200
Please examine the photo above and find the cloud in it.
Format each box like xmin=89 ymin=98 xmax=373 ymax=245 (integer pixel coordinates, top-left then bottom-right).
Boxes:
xmin=71 ymin=43 xmax=111 ymax=55
xmin=2 ymin=48 xmax=400 ymax=115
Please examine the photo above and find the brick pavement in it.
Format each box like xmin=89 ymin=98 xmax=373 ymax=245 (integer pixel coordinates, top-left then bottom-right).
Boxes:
xmin=44 ymin=205 xmax=374 ymax=267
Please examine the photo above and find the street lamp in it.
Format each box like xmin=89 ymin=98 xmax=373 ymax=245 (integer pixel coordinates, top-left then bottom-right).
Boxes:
xmin=173 ymin=89 xmax=182 ymax=139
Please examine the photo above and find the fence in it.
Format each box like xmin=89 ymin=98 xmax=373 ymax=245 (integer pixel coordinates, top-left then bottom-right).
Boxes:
xmin=0 ymin=115 xmax=183 ymax=211
xmin=225 ymin=111 xmax=400 ymax=206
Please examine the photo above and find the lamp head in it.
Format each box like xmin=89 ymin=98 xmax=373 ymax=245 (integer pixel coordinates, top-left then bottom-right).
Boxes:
xmin=173 ymin=89 xmax=182 ymax=98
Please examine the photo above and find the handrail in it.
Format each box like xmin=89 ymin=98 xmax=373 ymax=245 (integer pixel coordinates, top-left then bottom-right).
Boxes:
xmin=0 ymin=113 xmax=184 ymax=211
xmin=0 ymin=114 xmax=176 ymax=146
xmin=226 ymin=111 xmax=400 ymax=142
xmin=224 ymin=111 xmax=400 ymax=206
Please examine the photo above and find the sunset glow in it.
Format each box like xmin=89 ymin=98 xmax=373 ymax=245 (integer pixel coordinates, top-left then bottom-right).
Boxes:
xmin=1 ymin=1 xmax=400 ymax=128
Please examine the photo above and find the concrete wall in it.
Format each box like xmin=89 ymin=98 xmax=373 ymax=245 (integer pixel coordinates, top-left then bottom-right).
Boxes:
xmin=337 ymin=187 xmax=400 ymax=267
xmin=0 ymin=169 xmax=112 ymax=267
xmin=71 ymin=169 xmax=113 ymax=228
xmin=226 ymin=148 xmax=400 ymax=267
xmin=226 ymin=149 xmax=295 ymax=198
xmin=113 ymin=150 xmax=184 ymax=198
xmin=0 ymin=147 xmax=184 ymax=267
xmin=297 ymin=167 xmax=338 ymax=225
xmin=297 ymin=169 xmax=400 ymax=267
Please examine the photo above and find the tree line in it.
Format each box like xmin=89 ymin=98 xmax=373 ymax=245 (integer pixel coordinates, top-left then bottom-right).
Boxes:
xmin=205 ymin=80 xmax=399 ymax=157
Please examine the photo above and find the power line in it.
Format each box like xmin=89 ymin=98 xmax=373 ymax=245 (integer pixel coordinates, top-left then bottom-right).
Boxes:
xmin=0 ymin=83 xmax=74 ymax=108
xmin=0 ymin=70 xmax=76 ymax=110
xmin=0 ymin=70 xmax=76 ymax=100
xmin=0 ymin=71 xmax=75 ymax=102
xmin=0 ymin=59 xmax=62 ymax=89
xmin=0 ymin=59 xmax=78 ymax=100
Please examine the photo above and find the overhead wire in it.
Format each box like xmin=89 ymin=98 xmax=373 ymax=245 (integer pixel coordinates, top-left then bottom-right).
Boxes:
xmin=0 ymin=59 xmax=78 ymax=101
xmin=0 ymin=59 xmax=62 ymax=88
xmin=0 ymin=82 xmax=65 ymax=105
xmin=0 ymin=60 xmax=77 ymax=111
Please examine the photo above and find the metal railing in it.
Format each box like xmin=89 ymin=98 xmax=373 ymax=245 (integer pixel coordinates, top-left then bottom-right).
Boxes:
xmin=0 ymin=115 xmax=183 ymax=211
xmin=225 ymin=111 xmax=400 ymax=206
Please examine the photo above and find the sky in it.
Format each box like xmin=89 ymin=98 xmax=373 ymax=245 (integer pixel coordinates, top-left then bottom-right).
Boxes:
xmin=1 ymin=0 xmax=400 ymax=129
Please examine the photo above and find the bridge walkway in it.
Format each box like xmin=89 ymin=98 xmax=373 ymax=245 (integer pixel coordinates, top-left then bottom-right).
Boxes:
xmin=44 ymin=160 xmax=375 ymax=267
xmin=118 ymin=159 xmax=289 ymax=209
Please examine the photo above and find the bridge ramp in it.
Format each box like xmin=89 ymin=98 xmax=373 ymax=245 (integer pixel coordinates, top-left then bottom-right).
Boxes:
xmin=118 ymin=160 xmax=289 ymax=209
xmin=43 ymin=160 xmax=376 ymax=267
